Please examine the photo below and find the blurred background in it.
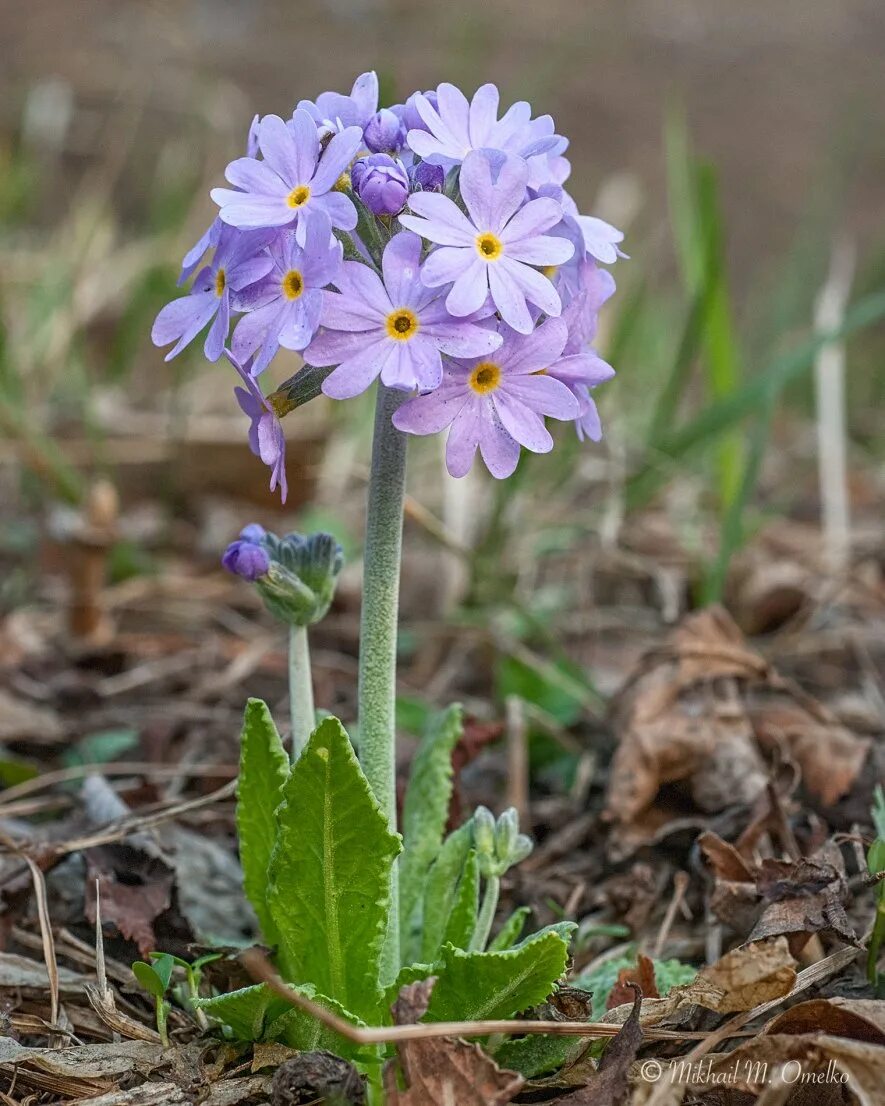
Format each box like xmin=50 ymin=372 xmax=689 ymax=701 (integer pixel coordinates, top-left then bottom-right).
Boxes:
xmin=1 ymin=0 xmax=884 ymax=784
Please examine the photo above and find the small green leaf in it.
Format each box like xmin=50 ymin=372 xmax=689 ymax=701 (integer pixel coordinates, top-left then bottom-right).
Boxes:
xmin=494 ymin=1034 xmax=584 ymax=1078
xmin=489 ymin=906 xmax=531 ymax=952
xmin=236 ymin=698 xmax=290 ymax=946
xmin=196 ymin=984 xmax=291 ymax=1040
xmin=421 ymin=821 xmax=473 ymax=963
xmin=382 ymin=962 xmax=436 ymax=1013
xmin=266 ymin=988 xmax=366 ymax=1059
xmin=442 ymin=849 xmax=479 ymax=950
xmin=400 ymin=704 xmax=463 ymax=955
xmin=267 ymin=717 xmax=401 ymax=1020
xmin=132 ymin=961 xmax=168 ymax=999
xmin=424 ymin=930 xmax=570 ymax=1023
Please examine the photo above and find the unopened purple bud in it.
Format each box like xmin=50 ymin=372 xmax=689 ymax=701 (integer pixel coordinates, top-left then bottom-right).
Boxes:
xmin=363 ymin=109 xmax=404 ymax=153
xmin=222 ymin=539 xmax=270 ymax=582
xmin=239 ymin=523 xmax=267 ymax=543
xmin=402 ymin=90 xmax=438 ymax=134
xmin=411 ymin=161 xmax=445 ymax=193
xmin=352 ymin=154 xmax=409 ymax=216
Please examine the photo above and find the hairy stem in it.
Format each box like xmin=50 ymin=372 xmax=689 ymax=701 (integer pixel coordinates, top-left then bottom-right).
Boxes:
xmin=288 ymin=623 xmax=315 ymax=761
xmin=471 ymin=875 xmax=501 ymax=952
xmin=358 ymin=384 xmax=407 ymax=977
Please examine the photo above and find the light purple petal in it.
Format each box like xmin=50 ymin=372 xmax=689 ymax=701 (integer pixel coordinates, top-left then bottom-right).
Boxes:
xmin=501 ymin=197 xmax=564 ymax=245
xmin=420 ymin=246 xmax=471 ymax=288
xmin=400 ymin=193 xmax=476 ymax=245
xmin=335 ymin=260 xmax=392 ymax=318
xmin=445 ymin=259 xmax=489 ymax=318
xmin=283 ymin=109 xmax=320 ymax=183
xmin=393 ymin=382 xmax=469 ymax=435
xmin=279 ymin=293 xmax=323 ymax=351
xmin=445 ymin=398 xmax=484 ymax=477
xmin=492 ymin=390 xmax=553 ymax=453
xmin=477 ymin=403 xmax=521 ymax=478
xmin=312 ymin=126 xmax=363 ymax=193
xmin=420 ymin=318 xmax=503 ymax=357
xmin=499 ymin=316 xmax=568 ymax=375
xmin=504 ymin=233 xmax=574 ymax=266
xmin=152 ymin=292 xmax=218 ymax=360
xmin=321 ymin=338 xmax=392 ymax=399
xmin=467 ymin=84 xmax=500 ymax=147
xmin=305 ymin=325 xmax=377 ymax=364
xmin=312 ymin=191 xmax=358 ymax=232
xmin=487 ymin=263 xmax=533 ymax=334
xmin=577 ymin=393 xmax=603 ymax=442
xmin=213 ymin=191 xmax=293 ymax=229
xmin=499 ymin=256 xmax=562 ymax=318
xmin=504 ymin=374 xmax=580 ymax=420
xmin=224 ymin=156 xmax=287 ymax=196
xmin=203 ymin=290 xmax=230 ymax=361
xmin=381 ymin=231 xmax=424 ymax=306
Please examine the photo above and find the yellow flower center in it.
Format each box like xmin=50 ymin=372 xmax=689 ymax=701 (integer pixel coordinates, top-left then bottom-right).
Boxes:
xmin=282 ymin=269 xmax=304 ymax=300
xmin=468 ymin=361 xmax=502 ymax=394
xmin=214 ymin=268 xmax=227 ymax=296
xmin=385 ymin=308 xmax=419 ymax=341
xmin=475 ymin=232 xmax=503 ymax=261
xmin=287 ymin=185 xmax=311 ymax=208
xmin=540 ymin=264 xmax=558 ymax=279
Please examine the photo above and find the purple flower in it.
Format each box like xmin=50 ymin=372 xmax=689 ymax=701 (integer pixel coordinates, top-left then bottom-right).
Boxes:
xmin=544 ymin=274 xmax=615 ymax=443
xmin=152 ymin=226 xmax=273 ymax=362
xmin=400 ymin=151 xmax=574 ymax=334
xmin=298 ymin=72 xmax=379 ymax=133
xmin=398 ymin=90 xmax=438 ymax=134
xmin=178 ymin=216 xmax=222 ymax=287
xmin=406 ymin=83 xmax=566 ymax=166
xmin=246 ymin=114 xmax=261 ymax=158
xmin=304 ymin=231 xmax=503 ymax=400
xmin=211 ymin=111 xmax=362 ymax=240
xmin=392 ymin=318 xmax=579 ymax=479
xmin=351 ymin=154 xmax=409 ymax=216
xmin=231 ymin=214 xmax=342 ymax=375
xmin=364 ymin=109 xmax=405 ymax=153
xmin=575 ymin=215 xmax=628 ymax=264
xmin=226 ymin=351 xmax=288 ymax=502
xmin=239 ymin=523 xmax=268 ymax=543
xmin=222 ymin=537 xmax=271 ymax=581
xmin=410 ymin=161 xmax=445 ymax=193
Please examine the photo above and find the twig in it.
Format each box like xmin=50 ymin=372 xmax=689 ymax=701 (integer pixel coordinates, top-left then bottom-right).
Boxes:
xmin=0 ymin=762 xmax=238 ymax=808
xmin=241 ymin=949 xmax=707 ymax=1044
xmin=653 ymin=871 xmax=690 ymax=959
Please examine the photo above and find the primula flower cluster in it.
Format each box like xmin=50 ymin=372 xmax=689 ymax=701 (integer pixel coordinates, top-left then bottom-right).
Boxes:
xmin=153 ymin=72 xmax=624 ymax=497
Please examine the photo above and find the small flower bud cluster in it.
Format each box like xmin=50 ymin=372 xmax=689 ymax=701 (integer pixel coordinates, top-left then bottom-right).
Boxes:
xmin=222 ymin=525 xmax=343 ymax=627
xmin=472 ymin=805 xmax=533 ymax=878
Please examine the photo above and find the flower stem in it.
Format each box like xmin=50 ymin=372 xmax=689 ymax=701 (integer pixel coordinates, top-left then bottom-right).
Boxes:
xmin=288 ymin=623 xmax=315 ymax=762
xmin=471 ymin=875 xmax=501 ymax=952
xmin=358 ymin=383 xmax=407 ymax=976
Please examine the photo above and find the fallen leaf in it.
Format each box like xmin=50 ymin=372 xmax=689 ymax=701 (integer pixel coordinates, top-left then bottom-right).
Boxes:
xmin=605 ymin=607 xmax=871 ymax=843
xmin=765 ymin=997 xmax=885 ymax=1045
xmin=383 ymin=977 xmax=524 ymax=1106
xmin=554 ymin=985 xmax=643 ymax=1105
xmin=606 ymin=953 xmax=660 ymax=1011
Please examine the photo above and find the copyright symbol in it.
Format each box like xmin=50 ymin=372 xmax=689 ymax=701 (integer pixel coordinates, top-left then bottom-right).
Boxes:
xmin=641 ymin=1060 xmax=663 ymax=1082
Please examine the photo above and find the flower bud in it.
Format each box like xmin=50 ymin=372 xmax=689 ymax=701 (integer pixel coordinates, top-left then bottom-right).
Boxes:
xmin=411 ymin=161 xmax=444 ymax=193
xmin=473 ymin=806 xmax=497 ymax=860
xmin=222 ymin=537 xmax=270 ymax=582
xmin=495 ymin=807 xmax=519 ymax=860
xmin=363 ymin=109 xmax=405 ymax=154
xmin=351 ymin=154 xmax=409 ymax=216
xmin=401 ymin=90 xmax=438 ymax=134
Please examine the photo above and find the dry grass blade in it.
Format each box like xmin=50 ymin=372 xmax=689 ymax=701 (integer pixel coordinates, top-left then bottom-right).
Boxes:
xmin=241 ymin=950 xmax=707 ymax=1044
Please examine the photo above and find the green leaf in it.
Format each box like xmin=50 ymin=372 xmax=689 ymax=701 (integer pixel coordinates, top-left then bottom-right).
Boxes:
xmin=132 ymin=959 xmax=172 ymax=1000
xmin=266 ymin=988 xmax=367 ymax=1059
xmin=267 ymin=716 xmax=401 ymax=1020
xmin=400 ymin=704 xmax=463 ymax=954
xmin=382 ymin=962 xmax=436 ymax=1013
xmin=442 ymin=849 xmax=479 ymax=950
xmin=421 ymin=821 xmax=473 ymax=963
xmin=489 ymin=906 xmax=531 ymax=952
xmin=236 ymin=698 xmax=290 ymax=946
xmin=196 ymin=984 xmax=291 ymax=1040
xmin=494 ymin=1034 xmax=583 ymax=1079
xmin=424 ymin=930 xmax=570 ymax=1022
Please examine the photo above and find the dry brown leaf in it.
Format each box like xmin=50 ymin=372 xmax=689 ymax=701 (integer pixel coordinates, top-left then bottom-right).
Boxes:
xmin=765 ymin=997 xmax=885 ymax=1045
xmin=605 ymin=607 xmax=871 ymax=841
xmin=551 ymin=986 xmax=643 ymax=1106
xmin=383 ymin=977 xmax=524 ymax=1106
xmin=68 ymin=1082 xmax=189 ymax=1106
xmin=251 ymin=1041 xmax=298 ymax=1072
xmin=606 ymin=953 xmax=660 ymax=1011
xmin=604 ymin=938 xmax=797 ymax=1027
